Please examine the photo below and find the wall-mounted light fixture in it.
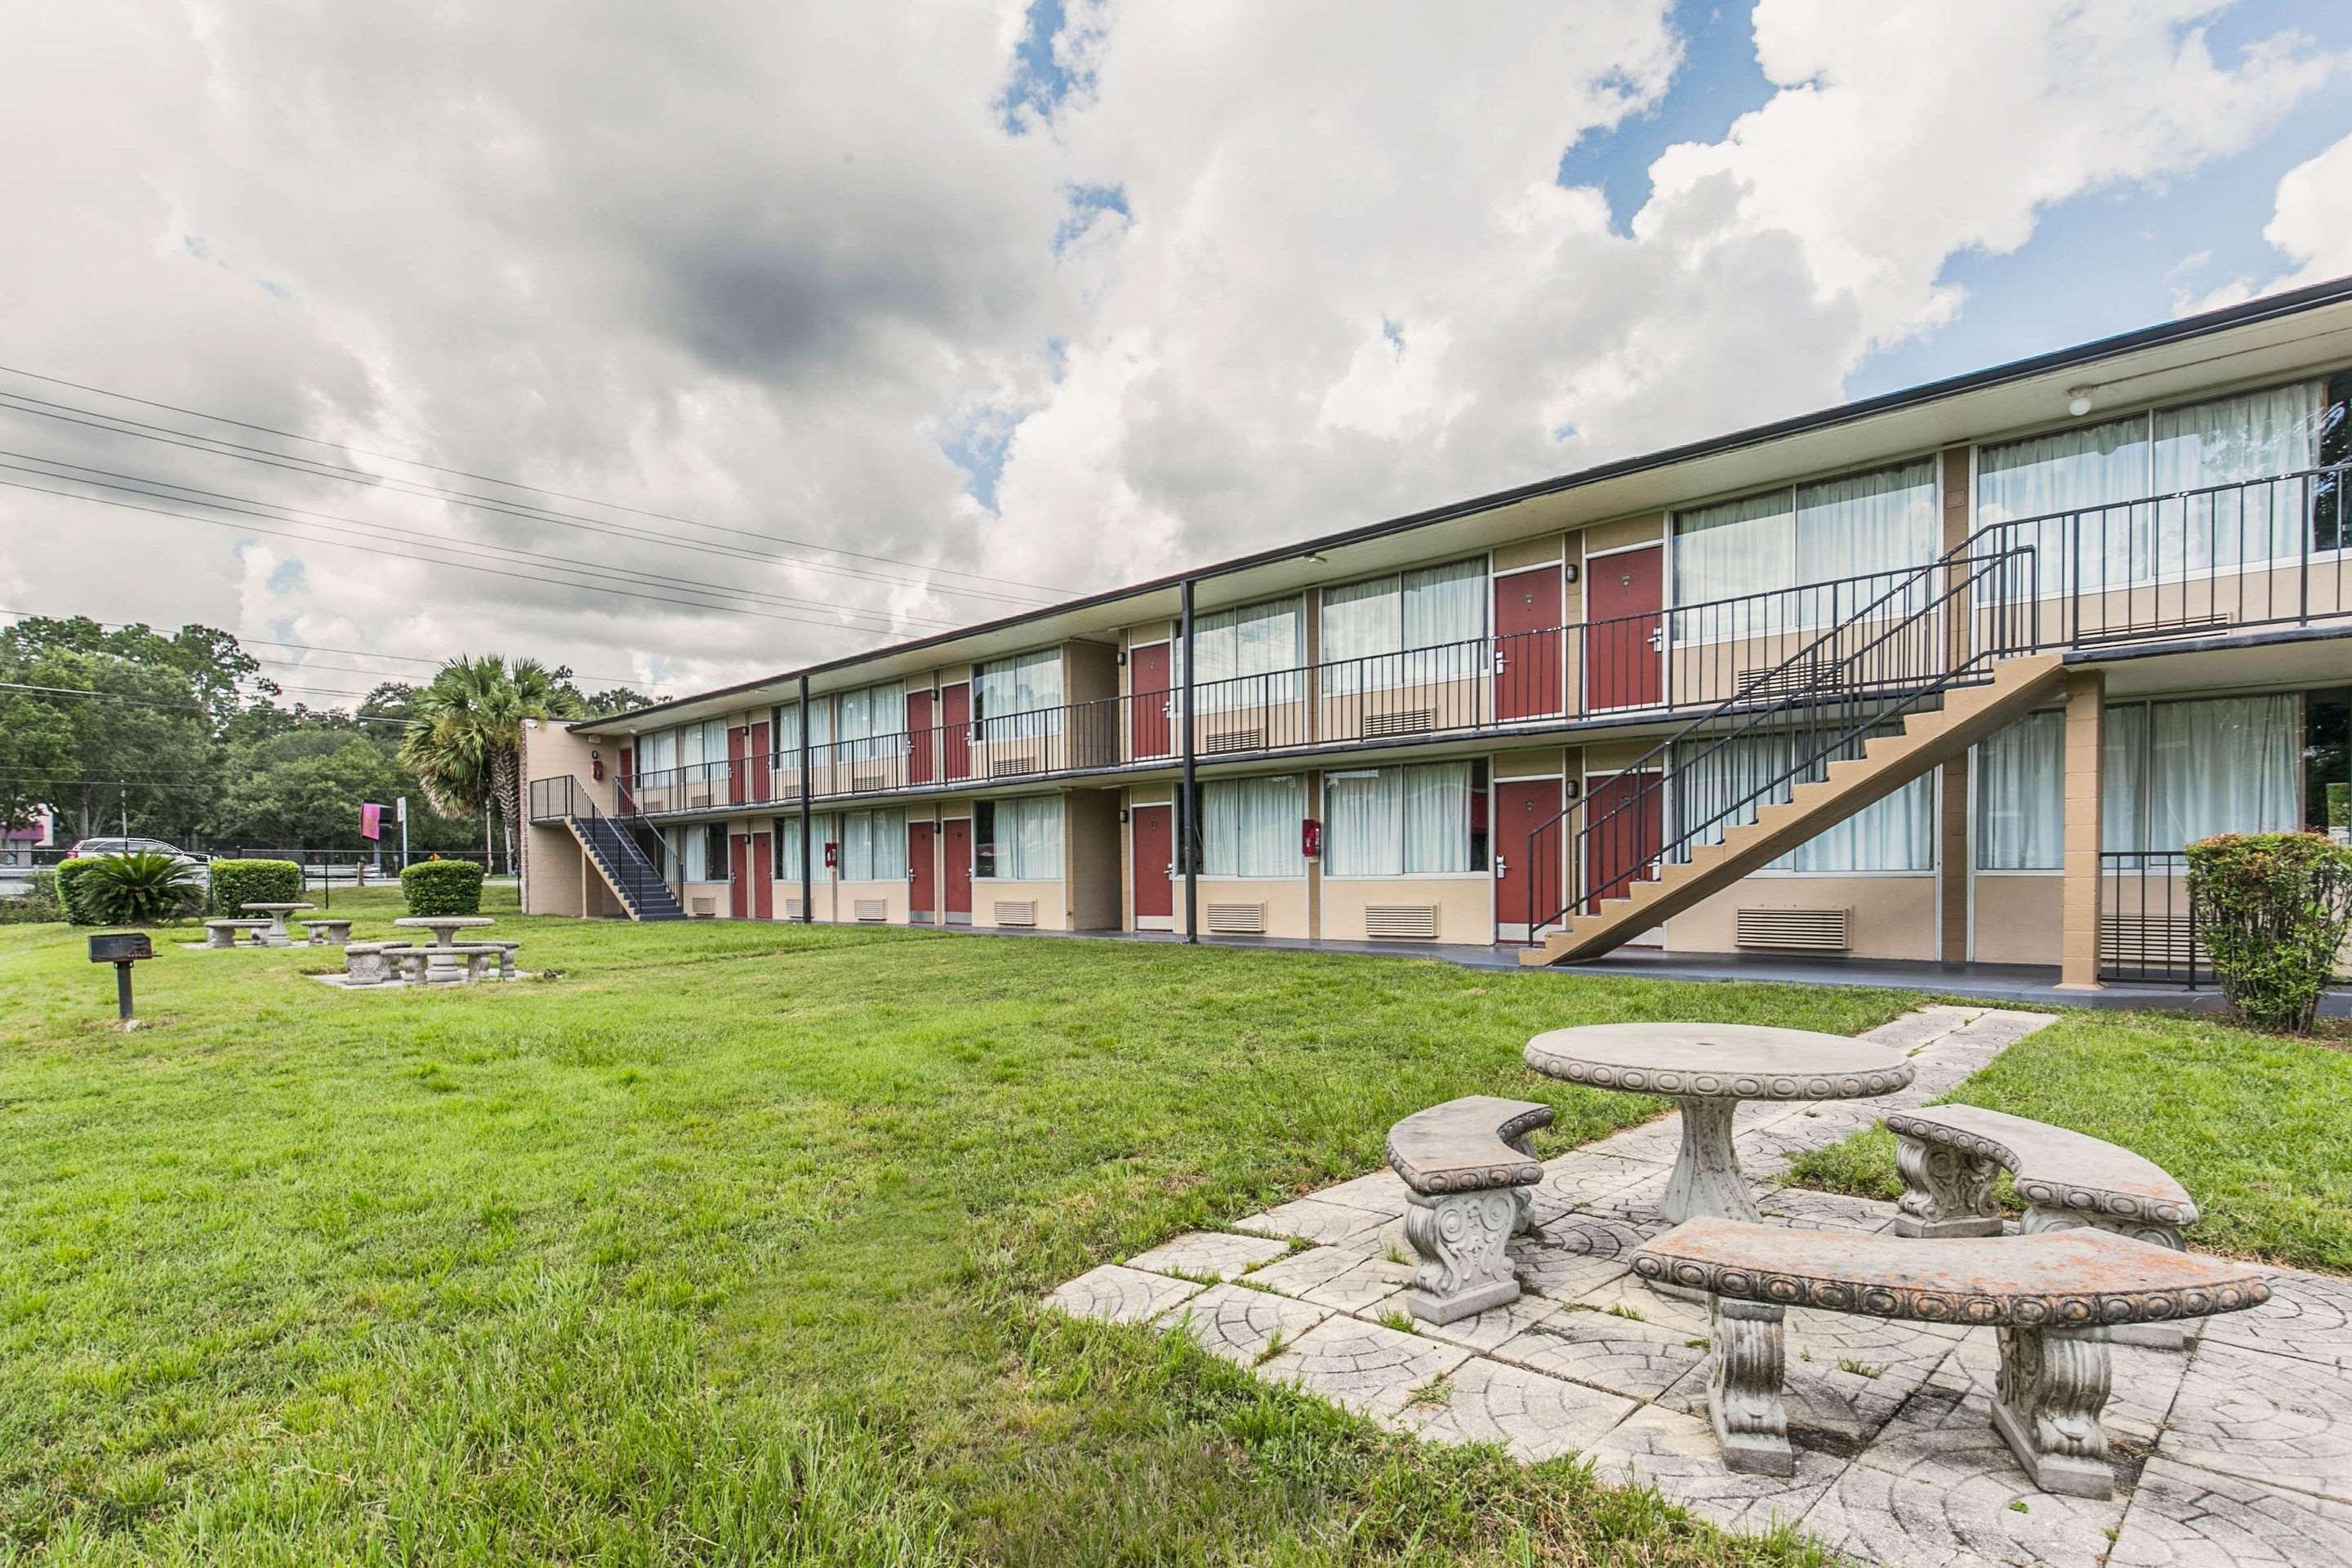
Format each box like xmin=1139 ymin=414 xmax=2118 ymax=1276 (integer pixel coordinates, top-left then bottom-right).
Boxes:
xmin=2066 ymin=385 xmax=2096 ymax=417
xmin=1562 ymin=563 xmax=1579 ymax=584
xmin=1564 ymin=777 xmax=1581 ymax=800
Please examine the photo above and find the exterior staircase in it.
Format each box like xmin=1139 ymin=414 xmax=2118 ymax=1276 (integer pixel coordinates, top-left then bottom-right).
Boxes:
xmin=568 ymin=812 xmax=687 ymax=921
xmin=1519 ymin=654 xmax=2061 ymax=964
xmin=1520 ymin=532 xmax=2053 ymax=967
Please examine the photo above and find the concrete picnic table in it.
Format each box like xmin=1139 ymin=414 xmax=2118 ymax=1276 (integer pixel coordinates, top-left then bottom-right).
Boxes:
xmin=241 ymin=902 xmax=316 ymax=948
xmin=1524 ymin=1022 xmax=1914 ymax=1227
xmin=392 ymin=915 xmax=496 ymax=950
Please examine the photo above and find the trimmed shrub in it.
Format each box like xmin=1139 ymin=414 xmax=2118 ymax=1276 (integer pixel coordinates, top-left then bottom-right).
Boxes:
xmin=212 ymin=858 xmax=302 ymax=917
xmin=53 ymin=858 xmax=103 ymax=924
xmin=2186 ymin=831 xmax=2352 ymax=1034
xmin=402 ymin=858 xmax=485 ymax=916
xmin=75 ymin=851 xmax=205 ymax=925
xmin=0 ymin=870 xmax=64 ymax=925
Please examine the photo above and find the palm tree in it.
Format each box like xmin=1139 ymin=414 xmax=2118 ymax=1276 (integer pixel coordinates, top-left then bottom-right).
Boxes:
xmin=399 ymin=656 xmax=582 ymax=870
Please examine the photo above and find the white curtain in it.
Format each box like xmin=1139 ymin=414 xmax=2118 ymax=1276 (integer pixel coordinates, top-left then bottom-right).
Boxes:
xmin=2149 ymin=696 xmax=2299 ymax=848
xmin=1401 ymin=762 xmax=1472 ymax=873
xmin=773 ymin=707 xmax=800 ymax=755
xmin=1203 ymin=775 xmax=1301 ymax=877
xmin=639 ymin=728 xmax=676 ymax=773
xmin=1977 ymin=414 xmax=2149 ymax=596
xmin=1323 ymin=769 xmax=1400 ymax=875
xmin=2152 ymin=381 xmax=2324 ymax=571
xmin=2101 ymin=702 xmax=2147 ymax=854
xmin=679 ymin=824 xmax=706 ymax=881
xmin=773 ymin=816 xmax=803 ymax=878
xmin=1194 ymin=599 xmax=1303 ymax=710
xmin=840 ymin=808 xmax=906 ymax=880
xmin=978 ymin=650 xmax=1063 ymax=717
xmin=1674 ymin=490 xmax=1793 ymax=611
xmin=1319 ymin=578 xmax=1395 ymax=697
xmin=1674 ymin=732 xmax=1932 ymax=871
xmin=1401 ymin=561 xmax=1485 ymax=691
xmin=1793 ymin=461 xmax=1938 ymax=623
xmin=996 ymin=796 xmax=1062 ymax=880
xmin=1973 ymin=710 xmax=2062 ymax=870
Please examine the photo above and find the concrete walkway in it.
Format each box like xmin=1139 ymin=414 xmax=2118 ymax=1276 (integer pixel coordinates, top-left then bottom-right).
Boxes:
xmin=1043 ymin=1007 xmax=2352 ymax=1566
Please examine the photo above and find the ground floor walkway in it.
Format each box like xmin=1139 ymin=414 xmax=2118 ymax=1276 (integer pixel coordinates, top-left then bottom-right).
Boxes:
xmin=1046 ymin=1006 xmax=2352 ymax=1567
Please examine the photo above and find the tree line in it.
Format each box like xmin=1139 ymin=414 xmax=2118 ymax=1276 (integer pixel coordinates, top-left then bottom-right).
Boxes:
xmin=0 ymin=616 xmax=651 ymax=864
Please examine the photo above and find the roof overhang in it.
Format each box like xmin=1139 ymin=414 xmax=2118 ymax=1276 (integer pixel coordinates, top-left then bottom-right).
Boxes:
xmin=575 ymin=275 xmax=2352 ymax=738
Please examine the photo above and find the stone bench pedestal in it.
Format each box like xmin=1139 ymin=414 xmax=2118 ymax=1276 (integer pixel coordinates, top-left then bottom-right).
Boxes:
xmin=1386 ymin=1096 xmax=1552 ymax=1325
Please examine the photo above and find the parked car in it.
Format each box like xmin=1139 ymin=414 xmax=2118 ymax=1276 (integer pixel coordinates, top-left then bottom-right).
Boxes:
xmin=63 ymin=838 xmax=212 ymax=885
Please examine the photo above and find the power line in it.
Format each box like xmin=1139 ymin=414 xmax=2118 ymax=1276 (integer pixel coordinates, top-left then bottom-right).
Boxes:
xmin=0 ymin=452 xmax=965 ymax=634
xmin=0 ymin=390 xmax=1066 ymax=610
xmin=0 ymin=364 xmax=1078 ymax=597
xmin=0 ymin=609 xmax=667 ymax=693
xmin=0 ymin=478 xmax=914 ymax=643
xmin=0 ymin=679 xmax=398 ymax=725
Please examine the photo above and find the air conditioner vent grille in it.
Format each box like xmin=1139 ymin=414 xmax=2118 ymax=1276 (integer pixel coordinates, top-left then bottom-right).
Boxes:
xmin=1735 ymin=906 xmax=1850 ymax=951
xmin=1203 ymin=727 xmax=1263 ymax=754
xmin=992 ymin=899 xmax=1038 ymax=927
xmin=1205 ymin=902 xmax=1266 ymax=934
xmin=853 ymin=899 xmax=888 ymax=923
xmin=1362 ymin=709 xmax=1437 ymax=739
xmin=1364 ymin=905 xmax=1439 ymax=940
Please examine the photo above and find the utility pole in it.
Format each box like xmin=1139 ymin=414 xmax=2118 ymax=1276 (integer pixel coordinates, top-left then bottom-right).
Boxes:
xmin=797 ymin=675 xmax=813 ymax=923
xmin=398 ymin=795 xmax=410 ymax=869
xmin=1179 ymin=577 xmax=1198 ymax=944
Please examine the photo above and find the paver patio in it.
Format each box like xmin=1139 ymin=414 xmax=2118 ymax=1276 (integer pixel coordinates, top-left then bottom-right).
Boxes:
xmin=1044 ymin=1004 xmax=2352 ymax=1567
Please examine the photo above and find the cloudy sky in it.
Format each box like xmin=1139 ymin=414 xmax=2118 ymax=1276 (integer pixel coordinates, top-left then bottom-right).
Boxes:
xmin=2 ymin=0 xmax=2350 ymax=706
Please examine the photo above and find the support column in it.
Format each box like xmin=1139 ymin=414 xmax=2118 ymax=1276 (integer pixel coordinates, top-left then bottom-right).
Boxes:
xmin=2058 ymin=668 xmax=2105 ymax=990
xmin=1178 ymin=578 xmax=1199 ymax=944
xmin=798 ymin=674 xmax=813 ymax=924
xmin=1939 ymin=755 xmax=1969 ymax=964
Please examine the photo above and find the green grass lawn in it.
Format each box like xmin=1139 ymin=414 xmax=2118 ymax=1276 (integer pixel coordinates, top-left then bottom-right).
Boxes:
xmin=0 ymin=891 xmax=1927 ymax=1566
xmin=1784 ymin=1009 xmax=2352 ymax=1272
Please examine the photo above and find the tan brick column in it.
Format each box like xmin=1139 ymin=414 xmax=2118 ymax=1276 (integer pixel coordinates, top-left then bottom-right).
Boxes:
xmin=1938 ymin=757 xmax=1969 ymax=963
xmin=2057 ymin=668 xmax=2105 ymax=991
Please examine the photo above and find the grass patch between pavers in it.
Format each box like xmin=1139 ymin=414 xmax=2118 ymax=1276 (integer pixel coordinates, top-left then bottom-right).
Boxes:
xmin=0 ymin=889 xmax=1927 ymax=1562
xmin=1784 ymin=1008 xmax=2352 ymax=1273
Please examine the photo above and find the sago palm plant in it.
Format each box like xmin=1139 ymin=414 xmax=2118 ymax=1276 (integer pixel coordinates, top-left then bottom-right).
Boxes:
xmin=78 ymin=851 xmax=204 ymax=925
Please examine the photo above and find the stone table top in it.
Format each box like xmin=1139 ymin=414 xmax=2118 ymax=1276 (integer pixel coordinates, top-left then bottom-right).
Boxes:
xmin=1525 ymin=1022 xmax=1913 ymax=1102
xmin=393 ymin=915 xmax=497 ymax=948
xmin=241 ymin=902 xmax=316 ymax=914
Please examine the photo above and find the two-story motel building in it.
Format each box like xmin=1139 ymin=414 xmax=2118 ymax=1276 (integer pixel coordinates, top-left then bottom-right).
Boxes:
xmin=523 ymin=278 xmax=2352 ymax=989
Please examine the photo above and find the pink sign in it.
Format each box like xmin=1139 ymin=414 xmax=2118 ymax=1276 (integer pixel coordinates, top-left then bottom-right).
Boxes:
xmin=360 ymin=802 xmax=382 ymax=840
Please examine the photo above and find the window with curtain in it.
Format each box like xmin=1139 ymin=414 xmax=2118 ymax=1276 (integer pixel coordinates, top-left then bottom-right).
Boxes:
xmin=1978 ymin=380 xmax=2328 ymax=594
xmin=707 ymin=824 xmax=731 ymax=880
xmin=638 ymin=728 xmax=676 ymax=774
xmin=1672 ymin=732 xmax=1934 ymax=872
xmin=977 ymin=649 xmax=1065 ymax=737
xmin=666 ymin=825 xmax=693 ymax=882
xmin=975 ymin=795 xmax=1062 ymax=880
xmin=1973 ymin=710 xmax=2064 ymax=870
xmin=1671 ymin=461 xmax=1937 ymax=631
xmin=771 ymin=816 xmax=804 ymax=880
xmin=836 ymin=681 xmax=906 ymax=760
xmin=1322 ymin=763 xmax=1477 ymax=875
xmin=1319 ymin=559 xmax=1487 ymax=693
xmin=1191 ymin=599 xmax=1303 ymax=711
xmin=840 ymin=808 xmax=907 ymax=880
xmin=1201 ymin=775 xmax=1303 ymax=877
xmin=677 ymin=718 xmax=732 ymax=784
xmin=2104 ymin=694 xmax=2300 ymax=853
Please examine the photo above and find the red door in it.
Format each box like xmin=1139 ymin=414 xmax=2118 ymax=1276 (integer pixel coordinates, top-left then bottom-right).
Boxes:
xmin=941 ymin=683 xmax=973 ymax=781
xmin=728 ymin=832 xmax=751 ymax=918
xmin=727 ymin=725 xmax=749 ymax=805
xmin=942 ymin=817 xmax=973 ymax=920
xmin=747 ymin=724 xmax=772 ymax=803
xmin=750 ymin=832 xmax=773 ymax=919
xmin=1130 ymin=804 xmax=1174 ymax=920
xmin=908 ymin=821 xmax=935 ymax=920
xmin=1585 ymin=546 xmax=1664 ymax=710
xmin=1494 ymin=778 xmax=1563 ymax=935
xmin=1129 ymin=644 xmax=1172 ymax=758
xmin=906 ymin=690 xmax=935 ymax=785
xmin=1494 ymin=566 xmax=1564 ymax=721
xmin=617 ymin=746 xmax=635 ymax=815
xmin=1583 ymin=772 xmax=1662 ymax=913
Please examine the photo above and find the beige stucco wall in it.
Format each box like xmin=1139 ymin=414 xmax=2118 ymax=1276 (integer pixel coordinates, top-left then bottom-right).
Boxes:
xmin=525 ymin=823 xmax=586 ymax=916
xmin=518 ymin=718 xmax=617 ymax=915
xmin=1066 ymin=789 xmax=1123 ymax=930
xmin=1663 ymin=874 xmax=1939 ymax=961
xmin=1580 ymin=512 xmax=1664 ymax=558
xmin=677 ymin=880 xmax=732 ymax=919
xmin=1321 ymin=875 xmax=1493 ymax=946
xmin=1183 ymin=875 xmax=1310 ymax=938
xmin=973 ymin=877 xmax=1069 ymax=930
xmin=1494 ymin=747 xmax=1569 ymax=779
xmin=1972 ymin=874 xmax=2062 ymax=965
xmin=836 ymin=878 xmax=910 ymax=924
xmin=1493 ymin=534 xmax=1563 ymax=573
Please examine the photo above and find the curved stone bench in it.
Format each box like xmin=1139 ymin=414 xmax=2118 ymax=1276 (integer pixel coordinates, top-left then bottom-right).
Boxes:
xmin=341 ymin=942 xmax=412 ymax=986
xmin=1387 ymin=1095 xmax=1552 ymax=1324
xmin=302 ymin=918 xmax=354 ymax=947
xmin=1633 ymin=1218 xmax=2270 ymax=1499
xmin=1886 ymin=1105 xmax=2201 ymax=1348
xmin=203 ymin=919 xmax=273 ymax=949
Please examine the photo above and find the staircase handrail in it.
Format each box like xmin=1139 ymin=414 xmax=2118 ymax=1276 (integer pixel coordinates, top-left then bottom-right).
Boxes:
xmin=1521 ymin=532 xmax=2039 ymax=939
